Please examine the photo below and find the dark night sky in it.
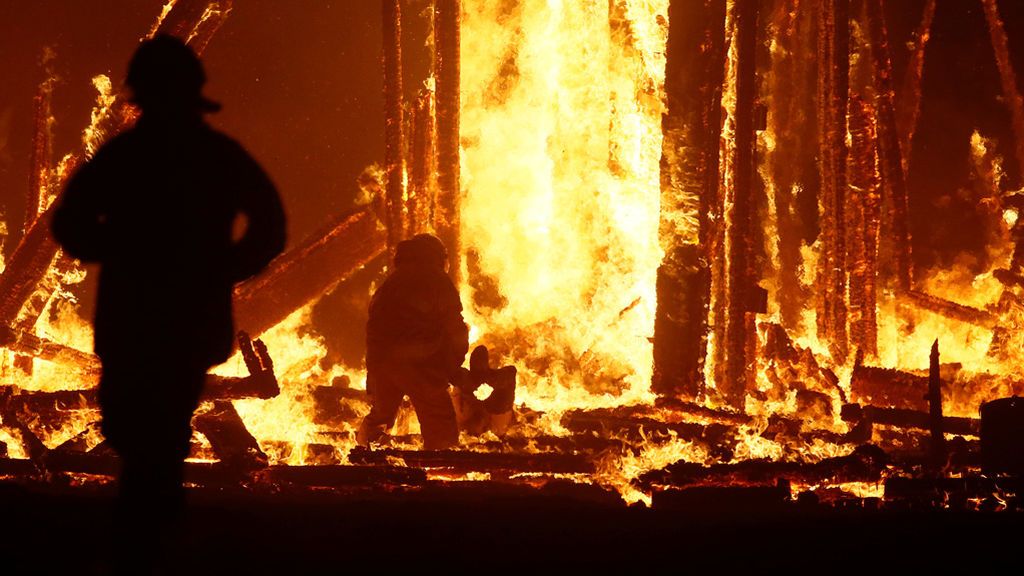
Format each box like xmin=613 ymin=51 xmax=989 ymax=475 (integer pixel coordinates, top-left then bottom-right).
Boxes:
xmin=2 ymin=1 xmax=1024 ymax=275
xmin=0 ymin=1 xmax=390 ymax=254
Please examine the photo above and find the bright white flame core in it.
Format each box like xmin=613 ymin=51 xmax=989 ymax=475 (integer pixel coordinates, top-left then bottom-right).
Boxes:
xmin=460 ymin=0 xmax=668 ymax=412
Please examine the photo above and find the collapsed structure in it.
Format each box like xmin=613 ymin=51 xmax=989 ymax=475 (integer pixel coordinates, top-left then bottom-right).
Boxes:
xmin=1 ymin=0 xmax=1024 ymax=510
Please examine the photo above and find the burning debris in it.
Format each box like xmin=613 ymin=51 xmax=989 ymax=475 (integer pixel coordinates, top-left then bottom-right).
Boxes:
xmin=2 ymin=0 xmax=1024 ymax=522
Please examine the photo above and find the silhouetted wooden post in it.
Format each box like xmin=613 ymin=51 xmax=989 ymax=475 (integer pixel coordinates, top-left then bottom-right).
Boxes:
xmin=652 ymin=0 xmax=726 ymax=400
xmin=408 ymin=89 xmax=436 ymax=235
xmin=928 ymin=339 xmax=946 ymax=466
xmin=383 ymin=0 xmax=406 ymax=260
xmin=722 ymin=0 xmax=758 ymax=409
xmin=866 ymin=0 xmax=912 ymax=292
xmin=434 ymin=0 xmax=462 ymax=283
xmin=847 ymin=96 xmax=880 ymax=358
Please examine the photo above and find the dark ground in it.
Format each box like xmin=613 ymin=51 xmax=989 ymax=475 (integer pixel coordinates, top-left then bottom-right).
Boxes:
xmin=1 ymin=479 xmax=1022 ymax=574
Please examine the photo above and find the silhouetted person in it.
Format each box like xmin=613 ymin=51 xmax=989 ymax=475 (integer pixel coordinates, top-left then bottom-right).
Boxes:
xmin=357 ymin=234 xmax=467 ymax=450
xmin=51 ymin=35 xmax=285 ymax=572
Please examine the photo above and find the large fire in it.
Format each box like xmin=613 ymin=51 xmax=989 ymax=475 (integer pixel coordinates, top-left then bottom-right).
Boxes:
xmin=2 ymin=0 xmax=1023 ymax=510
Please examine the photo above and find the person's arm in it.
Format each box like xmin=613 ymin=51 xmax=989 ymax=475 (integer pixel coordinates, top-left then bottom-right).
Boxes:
xmin=440 ymin=279 xmax=470 ymax=375
xmin=51 ymin=152 xmax=112 ymax=262
xmin=229 ymin=146 xmax=286 ymax=282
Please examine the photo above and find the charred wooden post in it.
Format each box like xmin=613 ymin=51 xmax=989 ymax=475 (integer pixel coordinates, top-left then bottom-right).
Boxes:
xmin=408 ymin=89 xmax=436 ymax=234
xmin=233 ymin=206 xmax=385 ymax=337
xmin=866 ymin=0 xmax=912 ymax=292
xmin=847 ymin=96 xmax=881 ymax=357
xmin=982 ymin=0 xmax=1024 ymax=180
xmin=927 ymin=339 xmax=946 ymax=464
xmin=722 ymin=0 xmax=759 ymax=408
xmin=652 ymin=0 xmax=726 ymax=399
xmin=896 ymin=0 xmax=936 ymax=165
xmin=767 ymin=0 xmax=815 ymax=332
xmin=815 ymin=0 xmax=850 ymax=363
xmin=383 ymin=0 xmax=406 ymax=260
xmin=434 ymin=0 xmax=462 ymax=282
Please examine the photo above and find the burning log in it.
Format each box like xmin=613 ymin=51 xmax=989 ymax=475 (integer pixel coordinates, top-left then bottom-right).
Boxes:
xmin=434 ymin=0 xmax=462 ymax=281
xmin=896 ymin=0 xmax=936 ymax=165
xmin=382 ymin=0 xmax=406 ymax=259
xmin=193 ymin=401 xmax=268 ymax=469
xmin=637 ymin=443 xmax=888 ymax=491
xmin=982 ymin=0 xmax=1024 ymax=180
xmin=0 ymin=327 xmax=102 ymax=375
xmin=348 ymin=447 xmax=594 ymax=476
xmin=841 ymin=403 xmax=980 ymax=437
xmin=260 ymin=464 xmax=427 ymax=488
xmin=901 ymin=290 xmax=995 ymax=328
xmin=0 ymin=333 xmax=278 ymax=422
xmin=866 ymin=0 xmax=912 ymax=291
xmin=652 ymin=0 xmax=726 ymax=399
xmin=26 ymin=50 xmax=56 ymax=231
xmin=233 ymin=205 xmax=386 ymax=337
xmin=850 ymin=364 xmax=929 ymax=411
xmin=560 ymin=408 xmax=735 ymax=454
xmin=721 ymin=0 xmax=761 ymax=407
xmin=815 ymin=0 xmax=850 ymax=363
xmin=653 ymin=397 xmax=752 ymax=426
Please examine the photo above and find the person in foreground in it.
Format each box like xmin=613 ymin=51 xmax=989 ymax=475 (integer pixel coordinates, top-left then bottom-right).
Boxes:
xmin=51 ymin=34 xmax=286 ymax=572
xmin=357 ymin=234 xmax=468 ymax=451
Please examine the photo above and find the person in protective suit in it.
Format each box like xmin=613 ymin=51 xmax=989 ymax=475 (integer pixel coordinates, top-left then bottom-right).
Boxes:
xmin=51 ymin=34 xmax=285 ymax=568
xmin=358 ymin=234 xmax=468 ymax=450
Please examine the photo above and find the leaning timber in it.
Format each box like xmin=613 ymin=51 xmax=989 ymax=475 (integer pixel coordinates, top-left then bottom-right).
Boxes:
xmin=233 ymin=205 xmax=386 ymax=337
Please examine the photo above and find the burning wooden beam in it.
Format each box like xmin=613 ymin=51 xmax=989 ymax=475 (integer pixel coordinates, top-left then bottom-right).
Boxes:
xmin=561 ymin=408 xmax=735 ymax=452
xmin=434 ymin=0 xmax=462 ymax=282
xmin=652 ymin=0 xmax=726 ymax=400
xmin=866 ymin=0 xmax=912 ymax=291
xmin=900 ymin=289 xmax=996 ymax=328
xmin=348 ymin=447 xmax=595 ymax=476
xmin=841 ymin=403 xmax=980 ymax=437
xmin=815 ymin=0 xmax=850 ymax=363
xmin=896 ymin=0 xmax=936 ymax=166
xmin=233 ymin=205 xmax=386 ymax=337
xmin=981 ymin=0 xmax=1024 ymax=180
xmin=767 ymin=0 xmax=815 ymax=333
xmin=637 ymin=444 xmax=889 ymax=491
xmin=382 ymin=0 xmax=406 ymax=259
xmin=260 ymin=464 xmax=427 ymax=488
xmin=722 ymin=0 xmax=760 ymax=408
xmin=847 ymin=96 xmax=881 ymax=358
xmin=26 ymin=49 xmax=55 ymax=232
xmin=408 ymin=89 xmax=436 ymax=235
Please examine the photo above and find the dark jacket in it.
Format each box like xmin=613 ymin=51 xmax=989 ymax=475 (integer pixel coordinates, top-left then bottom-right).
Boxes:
xmin=52 ymin=116 xmax=286 ymax=366
xmin=366 ymin=260 xmax=469 ymax=384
